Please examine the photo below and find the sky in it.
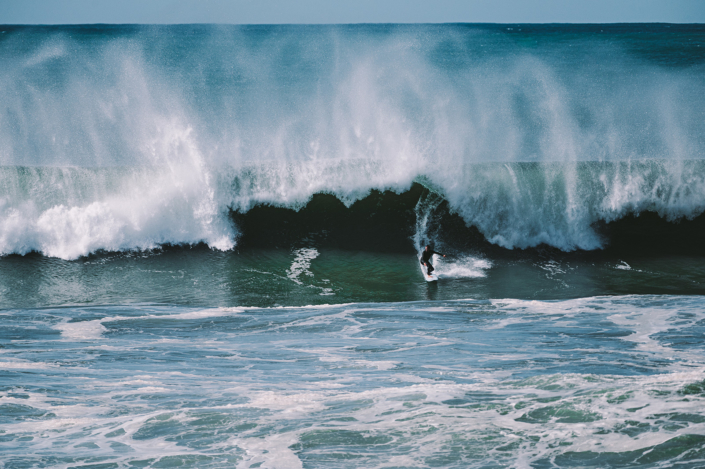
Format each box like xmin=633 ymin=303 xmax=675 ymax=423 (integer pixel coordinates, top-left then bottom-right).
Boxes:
xmin=1 ymin=0 xmax=704 ymax=24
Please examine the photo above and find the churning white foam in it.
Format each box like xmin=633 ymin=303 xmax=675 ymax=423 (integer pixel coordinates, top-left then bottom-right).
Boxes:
xmin=434 ymin=255 xmax=491 ymax=279
xmin=52 ymin=307 xmax=244 ymax=340
xmin=286 ymin=248 xmax=319 ymax=285
xmin=0 ymin=125 xmax=235 ymax=259
xmin=55 ymin=320 xmax=108 ymax=341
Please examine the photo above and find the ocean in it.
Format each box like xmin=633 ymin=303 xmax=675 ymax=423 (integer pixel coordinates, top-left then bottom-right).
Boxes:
xmin=1 ymin=23 xmax=704 ymax=468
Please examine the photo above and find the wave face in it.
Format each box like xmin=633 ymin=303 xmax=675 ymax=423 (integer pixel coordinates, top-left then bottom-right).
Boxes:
xmin=1 ymin=24 xmax=704 ymax=258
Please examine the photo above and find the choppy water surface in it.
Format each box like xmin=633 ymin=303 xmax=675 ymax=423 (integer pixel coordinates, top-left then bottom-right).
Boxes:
xmin=2 ymin=297 xmax=705 ymax=468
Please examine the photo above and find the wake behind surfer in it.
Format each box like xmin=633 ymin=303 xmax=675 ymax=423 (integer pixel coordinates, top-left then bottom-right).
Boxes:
xmin=420 ymin=245 xmax=445 ymax=277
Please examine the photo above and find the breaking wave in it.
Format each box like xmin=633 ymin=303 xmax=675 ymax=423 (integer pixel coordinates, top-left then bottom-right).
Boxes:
xmin=1 ymin=24 xmax=704 ymax=259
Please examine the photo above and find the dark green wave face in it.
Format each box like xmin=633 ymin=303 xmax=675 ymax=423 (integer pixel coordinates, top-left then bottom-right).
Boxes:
xmin=2 ymin=240 xmax=704 ymax=309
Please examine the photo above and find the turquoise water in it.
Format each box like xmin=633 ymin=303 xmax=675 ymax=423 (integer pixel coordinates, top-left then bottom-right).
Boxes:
xmin=1 ymin=23 xmax=705 ymax=468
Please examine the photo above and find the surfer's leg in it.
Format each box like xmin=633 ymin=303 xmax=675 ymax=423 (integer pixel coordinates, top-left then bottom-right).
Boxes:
xmin=427 ymin=263 xmax=434 ymax=275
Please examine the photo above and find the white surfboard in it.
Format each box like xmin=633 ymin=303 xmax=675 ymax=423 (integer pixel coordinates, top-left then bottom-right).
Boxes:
xmin=419 ymin=255 xmax=438 ymax=282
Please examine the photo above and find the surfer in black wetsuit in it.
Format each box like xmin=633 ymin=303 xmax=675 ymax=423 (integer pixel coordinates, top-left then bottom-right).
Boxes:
xmin=420 ymin=245 xmax=445 ymax=276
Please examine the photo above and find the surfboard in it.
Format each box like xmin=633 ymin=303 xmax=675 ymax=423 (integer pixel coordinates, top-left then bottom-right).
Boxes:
xmin=419 ymin=255 xmax=438 ymax=282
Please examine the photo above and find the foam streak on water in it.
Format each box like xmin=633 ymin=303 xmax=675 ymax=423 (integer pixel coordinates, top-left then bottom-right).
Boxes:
xmin=2 ymin=295 xmax=705 ymax=468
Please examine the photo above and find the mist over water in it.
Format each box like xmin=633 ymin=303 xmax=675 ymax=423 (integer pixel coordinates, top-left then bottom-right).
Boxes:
xmin=1 ymin=24 xmax=704 ymax=258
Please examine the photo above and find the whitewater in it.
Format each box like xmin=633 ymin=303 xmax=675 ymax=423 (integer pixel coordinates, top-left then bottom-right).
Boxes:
xmin=1 ymin=23 xmax=705 ymax=469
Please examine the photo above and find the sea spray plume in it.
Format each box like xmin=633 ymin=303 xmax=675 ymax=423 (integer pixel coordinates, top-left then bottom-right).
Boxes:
xmin=0 ymin=25 xmax=704 ymax=258
xmin=214 ymin=28 xmax=705 ymax=251
xmin=212 ymin=26 xmax=432 ymax=211
xmin=0 ymin=29 xmax=235 ymax=258
xmin=423 ymin=48 xmax=705 ymax=250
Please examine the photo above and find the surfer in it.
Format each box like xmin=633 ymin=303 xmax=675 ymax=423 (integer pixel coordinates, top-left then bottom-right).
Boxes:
xmin=420 ymin=245 xmax=445 ymax=277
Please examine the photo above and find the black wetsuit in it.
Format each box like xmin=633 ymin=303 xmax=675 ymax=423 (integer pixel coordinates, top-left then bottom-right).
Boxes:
xmin=420 ymin=249 xmax=444 ymax=275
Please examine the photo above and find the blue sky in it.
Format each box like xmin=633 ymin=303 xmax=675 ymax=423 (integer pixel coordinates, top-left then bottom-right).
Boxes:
xmin=1 ymin=0 xmax=704 ymax=24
